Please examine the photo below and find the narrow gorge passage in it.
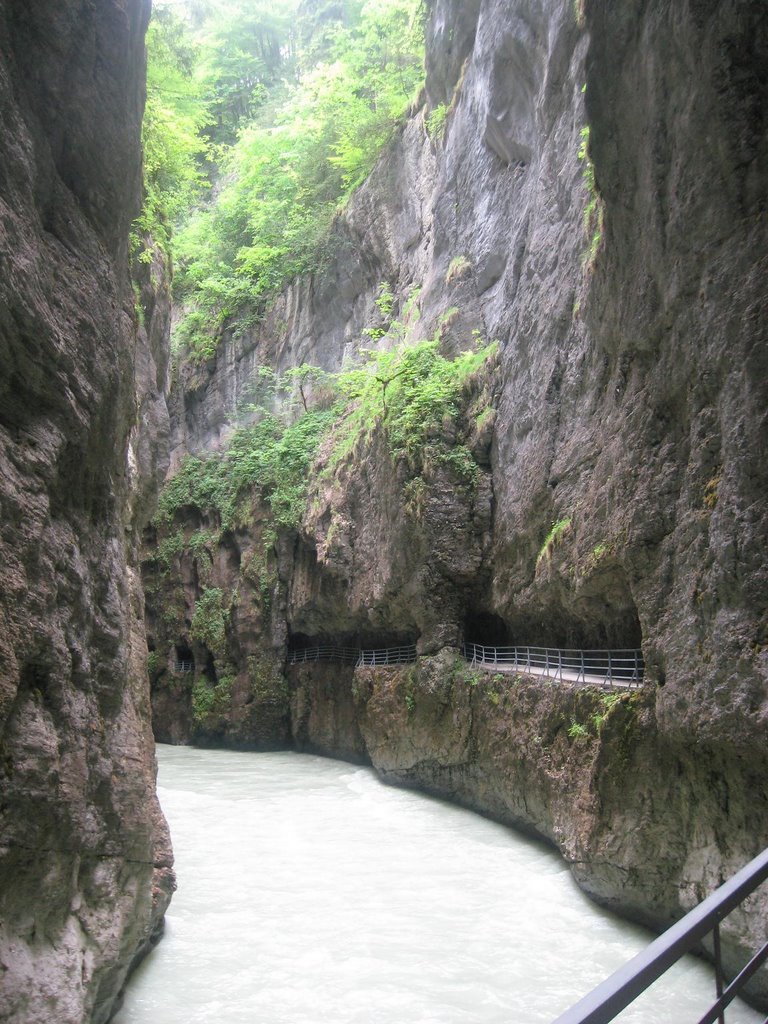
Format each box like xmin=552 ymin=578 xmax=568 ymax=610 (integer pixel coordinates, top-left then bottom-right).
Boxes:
xmin=114 ymin=746 xmax=761 ymax=1024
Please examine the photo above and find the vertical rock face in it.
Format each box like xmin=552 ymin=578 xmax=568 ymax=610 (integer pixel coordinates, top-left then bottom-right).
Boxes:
xmin=0 ymin=2 xmax=173 ymax=1022
xmin=153 ymin=0 xmax=766 ymax=1004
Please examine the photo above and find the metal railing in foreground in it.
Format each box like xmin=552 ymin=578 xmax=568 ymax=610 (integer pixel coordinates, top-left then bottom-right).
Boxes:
xmin=172 ymin=660 xmax=194 ymax=673
xmin=553 ymin=847 xmax=768 ymax=1024
xmin=286 ymin=645 xmax=360 ymax=665
xmin=462 ymin=643 xmax=644 ymax=687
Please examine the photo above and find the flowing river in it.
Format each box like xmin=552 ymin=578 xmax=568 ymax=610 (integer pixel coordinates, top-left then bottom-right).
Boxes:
xmin=114 ymin=745 xmax=761 ymax=1024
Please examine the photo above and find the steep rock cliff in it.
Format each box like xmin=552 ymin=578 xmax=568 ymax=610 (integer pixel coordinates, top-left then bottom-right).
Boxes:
xmin=0 ymin=2 xmax=173 ymax=1022
xmin=151 ymin=0 xmax=767 ymax=1002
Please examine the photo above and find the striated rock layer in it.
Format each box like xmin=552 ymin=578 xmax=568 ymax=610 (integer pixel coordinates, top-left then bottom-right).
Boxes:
xmin=0 ymin=2 xmax=173 ymax=1022
xmin=152 ymin=0 xmax=767 ymax=1006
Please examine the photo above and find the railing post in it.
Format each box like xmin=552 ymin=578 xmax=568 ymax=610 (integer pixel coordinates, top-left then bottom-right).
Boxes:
xmin=607 ymin=650 xmax=612 ymax=684
xmin=580 ymin=650 xmax=585 ymax=683
xmin=713 ymin=922 xmax=725 ymax=1024
xmin=558 ymin=649 xmax=563 ymax=683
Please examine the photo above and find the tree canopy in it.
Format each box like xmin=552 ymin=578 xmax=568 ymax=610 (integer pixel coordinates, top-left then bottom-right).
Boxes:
xmin=138 ymin=0 xmax=425 ymax=359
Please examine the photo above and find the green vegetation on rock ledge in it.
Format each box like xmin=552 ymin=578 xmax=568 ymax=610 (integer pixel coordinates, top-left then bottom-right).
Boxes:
xmin=154 ymin=333 xmax=497 ymax=542
xmin=155 ymin=407 xmax=337 ymax=532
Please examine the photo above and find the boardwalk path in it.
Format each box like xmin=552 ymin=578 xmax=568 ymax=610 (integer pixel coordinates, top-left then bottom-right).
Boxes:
xmin=285 ymin=642 xmax=645 ymax=689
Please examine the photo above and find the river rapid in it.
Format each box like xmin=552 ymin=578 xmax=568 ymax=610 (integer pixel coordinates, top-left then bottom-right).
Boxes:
xmin=113 ymin=745 xmax=761 ymax=1024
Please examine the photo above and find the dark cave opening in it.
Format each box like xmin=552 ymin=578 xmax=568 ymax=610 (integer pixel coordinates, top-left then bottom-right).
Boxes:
xmin=463 ymin=611 xmax=513 ymax=646
xmin=462 ymin=591 xmax=643 ymax=654
xmin=174 ymin=644 xmax=195 ymax=672
xmin=287 ymin=628 xmax=420 ymax=657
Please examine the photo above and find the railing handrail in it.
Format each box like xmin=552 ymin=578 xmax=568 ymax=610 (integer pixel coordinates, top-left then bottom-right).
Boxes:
xmin=461 ymin=642 xmax=644 ymax=684
xmin=465 ymin=644 xmax=643 ymax=654
xmin=357 ymin=644 xmax=417 ymax=666
xmin=286 ymin=641 xmax=644 ymax=681
xmin=287 ymin=645 xmax=360 ymax=665
xmin=552 ymin=847 xmax=768 ymax=1024
xmin=287 ymin=643 xmax=419 ymax=667
xmin=173 ymin=660 xmax=194 ymax=673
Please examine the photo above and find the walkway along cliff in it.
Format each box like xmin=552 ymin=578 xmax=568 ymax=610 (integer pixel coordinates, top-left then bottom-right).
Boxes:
xmin=145 ymin=0 xmax=768 ymax=1006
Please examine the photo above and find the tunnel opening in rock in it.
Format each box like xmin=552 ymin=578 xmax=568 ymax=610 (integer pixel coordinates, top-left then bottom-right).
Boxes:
xmin=174 ymin=643 xmax=194 ymax=672
xmin=287 ymin=628 xmax=420 ymax=658
xmin=504 ymin=582 xmax=643 ymax=652
xmin=462 ymin=611 xmax=513 ymax=646
xmin=501 ymin=608 xmax=643 ymax=651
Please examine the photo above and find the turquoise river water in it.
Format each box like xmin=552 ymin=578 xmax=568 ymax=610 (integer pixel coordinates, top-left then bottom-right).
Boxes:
xmin=113 ymin=745 xmax=761 ymax=1024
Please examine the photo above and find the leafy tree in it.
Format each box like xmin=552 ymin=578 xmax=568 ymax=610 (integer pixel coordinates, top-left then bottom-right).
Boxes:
xmin=197 ymin=1 xmax=297 ymax=144
xmin=172 ymin=0 xmax=425 ymax=357
xmin=135 ymin=7 xmax=212 ymax=259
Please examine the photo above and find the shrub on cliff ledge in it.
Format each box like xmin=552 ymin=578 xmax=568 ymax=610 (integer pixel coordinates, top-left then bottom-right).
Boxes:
xmin=154 ymin=407 xmax=336 ymax=533
xmin=332 ymin=335 xmax=498 ymax=481
xmin=190 ymin=587 xmax=229 ymax=658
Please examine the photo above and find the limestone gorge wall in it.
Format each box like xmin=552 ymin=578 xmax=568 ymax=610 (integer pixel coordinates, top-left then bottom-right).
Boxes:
xmin=148 ymin=0 xmax=767 ymax=1006
xmin=0 ymin=1 xmax=173 ymax=1022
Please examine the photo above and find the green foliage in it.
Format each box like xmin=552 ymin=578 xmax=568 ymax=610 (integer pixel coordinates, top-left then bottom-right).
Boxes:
xmin=190 ymin=587 xmax=229 ymax=657
xmin=375 ymin=283 xmax=396 ymax=319
xmin=146 ymin=650 xmax=162 ymax=677
xmin=134 ymin=8 xmax=212 ymax=259
xmin=578 ymin=125 xmax=604 ymax=268
xmin=157 ymin=530 xmax=185 ymax=568
xmin=332 ymin=335 xmax=497 ymax=478
xmin=446 ymin=255 xmax=472 ymax=284
xmin=536 ymin=517 xmax=573 ymax=567
xmin=198 ymin=1 xmax=295 ymax=144
xmin=173 ymin=0 xmax=425 ymax=354
xmin=155 ymin=406 xmax=337 ymax=533
xmin=281 ymin=363 xmax=336 ymax=412
xmin=402 ymin=476 xmax=428 ymax=520
xmin=591 ymin=692 xmax=622 ymax=732
xmin=192 ymin=673 xmax=234 ymax=724
xmin=425 ymin=103 xmax=447 ymax=140
xmin=567 ymin=719 xmax=589 ymax=740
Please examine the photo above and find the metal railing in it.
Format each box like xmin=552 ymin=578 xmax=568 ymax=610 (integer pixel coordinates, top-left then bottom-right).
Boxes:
xmin=172 ymin=660 xmax=194 ymax=673
xmin=287 ymin=645 xmax=360 ymax=666
xmin=356 ymin=644 xmax=417 ymax=667
xmin=462 ymin=643 xmax=644 ymax=687
xmin=553 ymin=847 xmax=768 ymax=1024
xmin=287 ymin=644 xmax=418 ymax=667
xmin=286 ymin=641 xmax=643 ymax=683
